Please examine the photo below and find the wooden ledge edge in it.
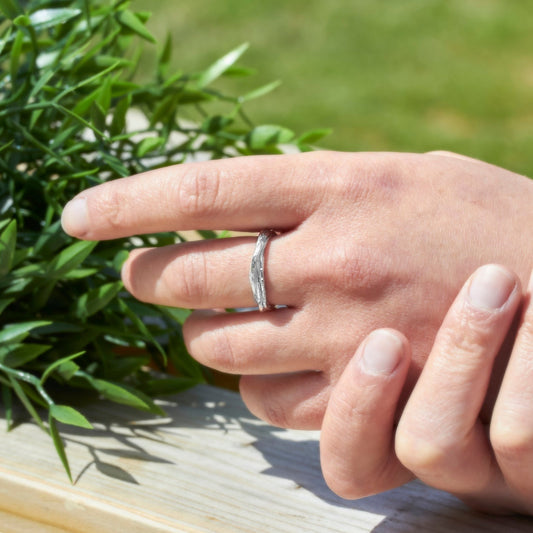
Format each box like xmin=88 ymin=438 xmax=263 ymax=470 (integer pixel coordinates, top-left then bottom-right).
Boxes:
xmin=0 ymin=466 xmax=200 ymax=533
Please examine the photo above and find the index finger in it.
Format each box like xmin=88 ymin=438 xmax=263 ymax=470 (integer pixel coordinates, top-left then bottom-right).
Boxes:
xmin=61 ymin=152 xmax=329 ymax=240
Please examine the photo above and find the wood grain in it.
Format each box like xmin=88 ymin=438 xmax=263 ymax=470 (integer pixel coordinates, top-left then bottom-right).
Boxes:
xmin=0 ymin=385 xmax=532 ymax=532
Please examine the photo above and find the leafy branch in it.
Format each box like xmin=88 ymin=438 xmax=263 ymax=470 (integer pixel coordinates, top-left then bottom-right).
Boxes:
xmin=0 ymin=0 xmax=330 ymax=479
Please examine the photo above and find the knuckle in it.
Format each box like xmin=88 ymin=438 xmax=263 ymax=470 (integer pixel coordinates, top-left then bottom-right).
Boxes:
xmin=315 ymin=241 xmax=383 ymax=298
xmin=262 ymin=397 xmax=291 ymax=429
xmin=185 ymin=325 xmax=237 ymax=372
xmin=334 ymin=154 xmax=401 ymax=202
xmin=395 ymin=429 xmax=451 ymax=475
xmin=167 ymin=252 xmax=209 ymax=307
xmin=439 ymin=306 xmax=495 ymax=361
xmin=208 ymin=327 xmax=238 ymax=371
xmin=491 ymin=423 xmax=533 ymax=464
xmin=176 ymin=167 xmax=223 ymax=219
xmin=93 ymin=185 xmax=129 ymax=230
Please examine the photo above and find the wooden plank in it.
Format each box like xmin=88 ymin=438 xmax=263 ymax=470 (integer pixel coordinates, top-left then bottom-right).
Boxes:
xmin=0 ymin=509 xmax=71 ymax=533
xmin=0 ymin=384 xmax=532 ymax=532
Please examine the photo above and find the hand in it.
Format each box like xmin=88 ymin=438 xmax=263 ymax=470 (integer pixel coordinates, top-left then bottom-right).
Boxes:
xmin=320 ymin=264 xmax=533 ymax=515
xmin=61 ymin=151 xmax=533 ymax=429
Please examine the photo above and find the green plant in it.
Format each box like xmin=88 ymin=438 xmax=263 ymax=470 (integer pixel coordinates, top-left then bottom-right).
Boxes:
xmin=0 ymin=0 xmax=329 ymax=480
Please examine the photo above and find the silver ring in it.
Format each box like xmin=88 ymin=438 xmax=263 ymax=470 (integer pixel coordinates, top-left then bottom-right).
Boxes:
xmin=249 ymin=230 xmax=276 ymax=312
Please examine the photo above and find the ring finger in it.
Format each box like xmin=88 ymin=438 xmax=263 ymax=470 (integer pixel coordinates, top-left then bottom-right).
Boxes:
xmin=121 ymin=233 xmax=304 ymax=310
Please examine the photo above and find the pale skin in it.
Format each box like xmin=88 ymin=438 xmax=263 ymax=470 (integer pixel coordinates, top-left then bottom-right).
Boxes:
xmin=61 ymin=150 xmax=533 ymax=512
xmin=321 ymin=264 xmax=533 ymax=515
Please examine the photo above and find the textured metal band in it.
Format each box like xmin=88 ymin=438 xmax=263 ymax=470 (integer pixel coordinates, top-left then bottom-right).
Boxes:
xmin=249 ymin=229 xmax=276 ymax=312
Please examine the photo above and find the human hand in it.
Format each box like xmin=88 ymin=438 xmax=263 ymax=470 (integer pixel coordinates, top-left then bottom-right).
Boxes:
xmin=320 ymin=264 xmax=533 ymax=515
xmin=61 ymin=151 xmax=533 ymax=429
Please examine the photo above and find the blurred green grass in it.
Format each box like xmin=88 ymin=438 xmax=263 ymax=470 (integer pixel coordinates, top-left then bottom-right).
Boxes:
xmin=134 ymin=0 xmax=533 ymax=175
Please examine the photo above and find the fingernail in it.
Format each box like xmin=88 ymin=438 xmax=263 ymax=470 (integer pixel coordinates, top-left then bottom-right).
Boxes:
xmin=61 ymin=198 xmax=88 ymax=236
xmin=360 ymin=329 xmax=403 ymax=376
xmin=467 ymin=264 xmax=515 ymax=310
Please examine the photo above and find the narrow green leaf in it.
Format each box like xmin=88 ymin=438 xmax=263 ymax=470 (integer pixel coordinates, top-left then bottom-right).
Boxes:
xmin=167 ymin=333 xmax=204 ymax=380
xmin=7 ymin=374 xmax=45 ymax=431
xmin=76 ymin=281 xmax=123 ymax=320
xmin=118 ymin=299 xmax=166 ymax=359
xmin=56 ymin=361 xmax=81 ymax=382
xmin=135 ymin=11 xmax=151 ymax=24
xmin=31 ymin=322 xmax=83 ymax=335
xmin=81 ymin=373 xmax=149 ymax=410
xmin=196 ymin=43 xmax=249 ymax=88
xmin=197 ymin=229 xmax=218 ymax=240
xmin=113 ymin=250 xmax=129 ymax=273
xmin=49 ymin=125 xmax=79 ymax=150
xmin=48 ymin=414 xmax=72 ymax=483
xmin=105 ymin=356 xmax=150 ymax=381
xmin=46 ymin=240 xmax=97 ymax=279
xmin=91 ymin=100 xmax=106 ymax=134
xmin=0 ymin=0 xmax=22 ymax=19
xmin=0 ymin=220 xmax=16 ymax=277
xmin=240 ymin=80 xmax=282 ymax=102
xmin=0 ymin=321 xmax=52 ymax=344
xmin=296 ymin=128 xmax=333 ymax=145
xmin=33 ymin=220 xmax=68 ymax=257
xmin=12 ymin=121 xmax=72 ymax=169
xmin=42 ymin=353 xmax=84 ymax=387
xmin=54 ymin=61 xmax=124 ymax=103
xmin=0 ymin=26 xmax=12 ymax=56
xmin=13 ymin=14 xmax=30 ymax=26
xmin=158 ymin=33 xmax=172 ymax=76
xmin=201 ymin=115 xmax=233 ymax=134
xmin=0 ymin=344 xmax=50 ymax=367
xmin=223 ymin=65 xmax=257 ymax=77
xmin=142 ymin=377 xmax=199 ymax=396
xmin=52 ymin=103 xmax=107 ymax=141
xmin=9 ymin=29 xmax=24 ymax=96
xmin=246 ymin=124 xmax=295 ymax=149
xmin=29 ymin=63 xmax=57 ymax=100
xmin=94 ymin=55 xmax=132 ymax=69
xmin=63 ymin=267 xmax=100 ymax=280
xmin=118 ymin=10 xmax=156 ymax=43
xmin=71 ymin=89 xmax=99 ymax=118
xmin=50 ymin=404 xmax=93 ymax=429
xmin=116 ymin=384 xmax=165 ymax=416
xmin=0 ymin=299 xmax=14 ymax=315
xmin=28 ymin=8 xmax=82 ymax=30
xmin=32 ymin=279 xmax=56 ymax=311
xmin=110 ymin=93 xmax=131 ymax=137
xmin=96 ymin=76 xmax=112 ymax=116
xmin=0 ymin=139 xmax=14 ymax=154
xmin=158 ymin=305 xmax=192 ymax=325
xmin=177 ymin=89 xmax=214 ymax=105
xmin=29 ymin=108 xmax=44 ymax=130
xmin=11 ymin=247 xmax=30 ymax=269
xmin=149 ymin=93 xmax=179 ymax=126
xmin=136 ymin=136 xmax=165 ymax=158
